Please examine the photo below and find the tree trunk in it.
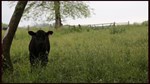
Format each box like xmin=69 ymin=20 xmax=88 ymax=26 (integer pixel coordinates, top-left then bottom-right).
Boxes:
xmin=0 ymin=21 xmax=2 ymax=83
xmin=2 ymin=1 xmax=28 ymax=73
xmin=54 ymin=1 xmax=62 ymax=29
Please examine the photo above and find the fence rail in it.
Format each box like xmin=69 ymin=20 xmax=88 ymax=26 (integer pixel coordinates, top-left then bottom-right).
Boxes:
xmin=67 ymin=21 xmax=130 ymax=29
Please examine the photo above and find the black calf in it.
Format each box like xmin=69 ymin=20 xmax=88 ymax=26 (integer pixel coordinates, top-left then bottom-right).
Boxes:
xmin=28 ymin=30 xmax=53 ymax=71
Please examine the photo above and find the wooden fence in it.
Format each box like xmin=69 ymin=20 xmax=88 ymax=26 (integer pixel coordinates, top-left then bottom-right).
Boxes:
xmin=68 ymin=21 xmax=130 ymax=29
xmin=26 ymin=21 xmax=130 ymax=30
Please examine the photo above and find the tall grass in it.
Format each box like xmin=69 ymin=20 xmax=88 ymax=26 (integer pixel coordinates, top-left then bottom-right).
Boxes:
xmin=2 ymin=25 xmax=148 ymax=83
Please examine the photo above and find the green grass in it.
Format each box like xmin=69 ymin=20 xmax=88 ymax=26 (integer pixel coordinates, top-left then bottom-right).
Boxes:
xmin=2 ymin=25 xmax=148 ymax=83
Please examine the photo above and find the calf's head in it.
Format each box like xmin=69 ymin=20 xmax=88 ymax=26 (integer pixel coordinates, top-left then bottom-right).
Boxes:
xmin=28 ymin=30 xmax=53 ymax=53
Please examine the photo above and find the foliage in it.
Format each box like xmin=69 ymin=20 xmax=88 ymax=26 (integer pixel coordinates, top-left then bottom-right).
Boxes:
xmin=141 ymin=21 xmax=148 ymax=26
xmin=2 ymin=25 xmax=148 ymax=83
xmin=60 ymin=1 xmax=93 ymax=19
xmin=21 ymin=1 xmax=93 ymax=23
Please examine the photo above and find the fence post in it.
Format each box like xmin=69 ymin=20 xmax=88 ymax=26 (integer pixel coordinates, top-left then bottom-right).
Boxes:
xmin=78 ymin=24 xmax=81 ymax=28
xmin=113 ymin=22 xmax=116 ymax=27
xmin=128 ymin=21 xmax=130 ymax=26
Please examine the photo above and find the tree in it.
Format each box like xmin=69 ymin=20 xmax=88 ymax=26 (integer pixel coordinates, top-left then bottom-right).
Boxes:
xmin=2 ymin=1 xmax=28 ymax=73
xmin=54 ymin=1 xmax=62 ymax=29
xmin=17 ymin=1 xmax=93 ymax=29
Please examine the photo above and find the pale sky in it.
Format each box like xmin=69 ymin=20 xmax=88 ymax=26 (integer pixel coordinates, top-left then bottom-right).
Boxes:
xmin=2 ymin=1 xmax=148 ymax=27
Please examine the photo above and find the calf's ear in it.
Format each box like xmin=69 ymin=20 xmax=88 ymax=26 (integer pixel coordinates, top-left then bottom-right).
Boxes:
xmin=28 ymin=31 xmax=36 ymax=36
xmin=46 ymin=31 xmax=53 ymax=36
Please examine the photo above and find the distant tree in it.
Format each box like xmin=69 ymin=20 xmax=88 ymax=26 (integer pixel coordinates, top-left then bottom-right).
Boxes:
xmin=142 ymin=21 xmax=148 ymax=26
xmin=2 ymin=1 xmax=28 ymax=73
xmin=9 ymin=1 xmax=94 ymax=29
xmin=2 ymin=23 xmax=8 ymax=27
xmin=2 ymin=23 xmax=8 ymax=30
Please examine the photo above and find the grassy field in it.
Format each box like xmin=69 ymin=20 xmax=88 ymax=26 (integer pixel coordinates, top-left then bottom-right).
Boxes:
xmin=2 ymin=25 xmax=148 ymax=83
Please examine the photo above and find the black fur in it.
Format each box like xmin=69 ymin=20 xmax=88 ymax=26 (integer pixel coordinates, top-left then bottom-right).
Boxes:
xmin=28 ymin=30 xmax=53 ymax=71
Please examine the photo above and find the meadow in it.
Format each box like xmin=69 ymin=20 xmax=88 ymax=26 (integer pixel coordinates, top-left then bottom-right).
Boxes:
xmin=2 ymin=24 xmax=148 ymax=83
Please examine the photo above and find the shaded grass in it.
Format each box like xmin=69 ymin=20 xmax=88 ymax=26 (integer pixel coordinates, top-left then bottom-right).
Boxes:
xmin=2 ymin=25 xmax=148 ymax=83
